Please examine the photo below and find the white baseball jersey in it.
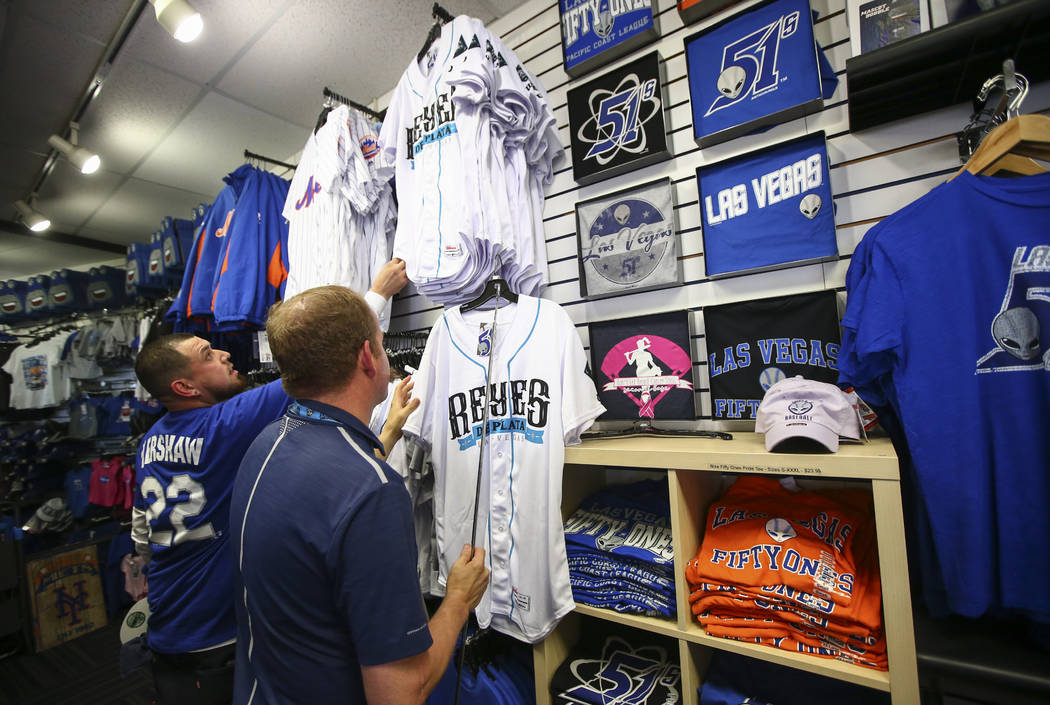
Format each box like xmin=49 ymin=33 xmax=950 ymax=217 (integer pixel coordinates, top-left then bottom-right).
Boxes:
xmin=284 ymin=104 xmax=396 ymax=313
xmin=402 ymin=295 xmax=605 ymax=642
xmin=379 ymin=16 xmax=560 ymax=306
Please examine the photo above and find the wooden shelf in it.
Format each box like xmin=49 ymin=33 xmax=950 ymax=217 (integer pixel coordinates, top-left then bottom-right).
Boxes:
xmin=679 ymin=621 xmax=891 ymax=692
xmin=567 ymin=433 xmax=900 ymax=480
xmin=570 ymin=603 xmax=891 ymax=692
xmin=572 ymin=604 xmax=682 ymax=641
xmin=536 ymin=434 xmax=917 ymax=705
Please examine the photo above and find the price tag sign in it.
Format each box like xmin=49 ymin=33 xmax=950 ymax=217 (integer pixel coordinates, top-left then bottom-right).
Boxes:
xmin=257 ymin=331 xmax=273 ymax=364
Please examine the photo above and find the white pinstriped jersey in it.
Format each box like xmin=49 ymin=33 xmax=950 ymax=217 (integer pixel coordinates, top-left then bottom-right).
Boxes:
xmin=283 ymin=104 xmax=396 ymax=314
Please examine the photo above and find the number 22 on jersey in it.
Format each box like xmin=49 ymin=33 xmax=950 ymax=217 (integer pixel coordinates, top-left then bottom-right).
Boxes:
xmin=140 ymin=474 xmax=216 ymax=547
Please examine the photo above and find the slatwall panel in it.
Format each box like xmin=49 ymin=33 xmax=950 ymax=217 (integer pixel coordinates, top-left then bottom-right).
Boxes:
xmin=381 ymin=0 xmax=1050 ymax=429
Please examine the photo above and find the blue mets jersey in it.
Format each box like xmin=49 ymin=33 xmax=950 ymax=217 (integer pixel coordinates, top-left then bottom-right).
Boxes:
xmin=212 ymin=169 xmax=290 ymax=327
xmin=134 ymin=380 xmax=290 ymax=653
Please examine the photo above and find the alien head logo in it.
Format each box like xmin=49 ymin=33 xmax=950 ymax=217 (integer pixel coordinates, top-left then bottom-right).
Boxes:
xmin=596 ymin=531 xmax=626 ymax=551
xmin=800 ymin=193 xmax=822 ymax=219
xmin=765 ymin=518 xmax=797 ymax=543
xmin=993 ymin=307 xmax=1040 ymax=360
xmin=613 ymin=203 xmax=631 ymax=226
xmin=759 ymin=366 xmax=786 ymax=391
xmin=716 ymin=65 xmax=746 ymax=100
xmin=593 ymin=6 xmax=614 ymax=38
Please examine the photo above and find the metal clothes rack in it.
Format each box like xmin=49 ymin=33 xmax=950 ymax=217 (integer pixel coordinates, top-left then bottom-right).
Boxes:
xmin=322 ymin=86 xmax=385 ymax=122
xmin=243 ymin=149 xmax=297 ymax=172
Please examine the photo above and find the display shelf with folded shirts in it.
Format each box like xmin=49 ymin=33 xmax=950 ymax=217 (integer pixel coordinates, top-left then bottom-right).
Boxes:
xmin=533 ymin=433 xmax=916 ymax=705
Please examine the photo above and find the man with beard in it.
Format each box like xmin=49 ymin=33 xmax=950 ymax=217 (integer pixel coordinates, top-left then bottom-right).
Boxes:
xmin=130 ymin=262 xmax=409 ymax=704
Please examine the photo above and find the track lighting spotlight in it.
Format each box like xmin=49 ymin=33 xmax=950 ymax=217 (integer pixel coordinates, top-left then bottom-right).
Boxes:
xmin=13 ymin=200 xmax=51 ymax=232
xmin=149 ymin=0 xmax=203 ymax=43
xmin=47 ymin=132 xmax=101 ymax=175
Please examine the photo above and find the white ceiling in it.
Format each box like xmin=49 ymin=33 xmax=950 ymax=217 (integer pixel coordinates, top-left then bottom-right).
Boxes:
xmin=0 ymin=0 xmax=529 ymax=280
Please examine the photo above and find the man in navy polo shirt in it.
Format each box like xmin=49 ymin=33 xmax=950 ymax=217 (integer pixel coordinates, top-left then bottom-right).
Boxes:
xmin=132 ymin=261 xmax=408 ymax=705
xmin=230 ymin=285 xmax=489 ymax=705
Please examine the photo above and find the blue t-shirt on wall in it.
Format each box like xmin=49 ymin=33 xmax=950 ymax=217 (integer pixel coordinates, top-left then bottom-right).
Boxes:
xmin=838 ymin=171 xmax=1050 ymax=623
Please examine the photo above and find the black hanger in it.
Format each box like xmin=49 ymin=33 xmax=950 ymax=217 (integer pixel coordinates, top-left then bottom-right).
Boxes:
xmin=417 ymin=21 xmax=444 ymax=65
xmin=417 ymin=3 xmax=453 ymax=66
xmin=459 ymin=278 xmax=517 ymax=314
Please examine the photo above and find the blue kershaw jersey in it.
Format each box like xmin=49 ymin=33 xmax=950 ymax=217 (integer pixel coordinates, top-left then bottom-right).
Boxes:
xmin=135 ymin=381 xmax=290 ymax=653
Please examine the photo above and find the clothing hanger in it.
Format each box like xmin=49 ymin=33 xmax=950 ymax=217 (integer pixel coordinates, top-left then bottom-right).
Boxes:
xmin=951 ymin=113 xmax=1050 ymax=180
xmin=314 ymin=94 xmax=335 ymax=135
xmin=459 ymin=277 xmax=517 ymax=313
xmin=417 ymin=3 xmax=453 ymax=66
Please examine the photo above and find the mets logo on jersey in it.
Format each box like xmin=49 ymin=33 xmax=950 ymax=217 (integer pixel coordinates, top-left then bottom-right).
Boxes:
xmin=977 ymin=244 xmax=1050 ymax=374
xmin=600 ymin=335 xmax=693 ymax=419
xmin=577 ymin=72 xmax=661 ymax=166
xmin=705 ymin=9 xmax=801 ymax=117
xmin=360 ymin=134 xmax=380 ymax=160
xmin=581 ymin=197 xmax=673 ymax=287
xmin=295 ymin=176 xmax=322 ymax=210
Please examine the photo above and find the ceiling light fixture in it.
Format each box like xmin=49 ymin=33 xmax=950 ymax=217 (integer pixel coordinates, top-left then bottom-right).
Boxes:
xmin=47 ymin=123 xmax=101 ymax=174
xmin=13 ymin=200 xmax=51 ymax=232
xmin=149 ymin=0 xmax=203 ymax=43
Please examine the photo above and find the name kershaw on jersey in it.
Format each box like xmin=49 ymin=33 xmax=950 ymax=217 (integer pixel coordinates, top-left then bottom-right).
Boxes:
xmin=705 ymin=153 xmax=823 ymax=225
xmin=449 ymin=379 xmax=549 ymax=450
xmin=140 ymin=434 xmax=205 ymax=466
xmin=561 ymin=0 xmax=652 ymax=47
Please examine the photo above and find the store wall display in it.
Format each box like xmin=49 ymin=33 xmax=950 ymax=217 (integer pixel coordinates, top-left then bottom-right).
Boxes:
xmin=698 ymin=132 xmax=837 ymax=278
xmin=567 ymin=51 xmax=670 ymax=185
xmin=704 ymin=290 xmax=840 ymax=420
xmin=685 ymin=0 xmax=825 ymax=148
xmin=559 ymin=0 xmax=659 ymax=78
xmin=678 ymin=0 xmax=739 ymax=26
xmin=0 ymin=280 xmax=28 ymax=322
xmin=86 ymin=266 xmax=131 ymax=310
xmin=25 ymin=275 xmax=52 ymax=318
xmin=26 ymin=545 xmax=108 ymax=651
xmin=847 ymin=0 xmax=928 ymax=56
xmin=47 ymin=269 xmax=91 ymax=313
xmin=575 ymin=177 xmax=680 ymax=299
xmin=588 ymin=310 xmax=695 ymax=420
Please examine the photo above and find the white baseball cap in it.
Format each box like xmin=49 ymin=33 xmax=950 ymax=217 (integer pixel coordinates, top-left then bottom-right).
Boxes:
xmin=755 ymin=376 xmax=862 ymax=452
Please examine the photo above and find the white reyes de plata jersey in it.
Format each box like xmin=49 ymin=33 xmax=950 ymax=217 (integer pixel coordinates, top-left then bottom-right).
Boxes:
xmin=402 ymin=296 xmax=605 ymax=643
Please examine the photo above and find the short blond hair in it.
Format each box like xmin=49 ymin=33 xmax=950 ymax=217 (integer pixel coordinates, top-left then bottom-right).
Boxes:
xmin=266 ymin=286 xmax=378 ymax=398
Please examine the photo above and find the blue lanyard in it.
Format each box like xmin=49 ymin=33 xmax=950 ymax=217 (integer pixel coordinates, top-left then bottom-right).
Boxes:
xmin=288 ymin=401 xmax=342 ymax=426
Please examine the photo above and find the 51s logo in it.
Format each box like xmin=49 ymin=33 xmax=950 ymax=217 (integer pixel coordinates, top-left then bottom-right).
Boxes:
xmin=578 ymin=74 xmax=661 ymax=164
xmin=705 ymin=10 xmax=800 ymax=116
